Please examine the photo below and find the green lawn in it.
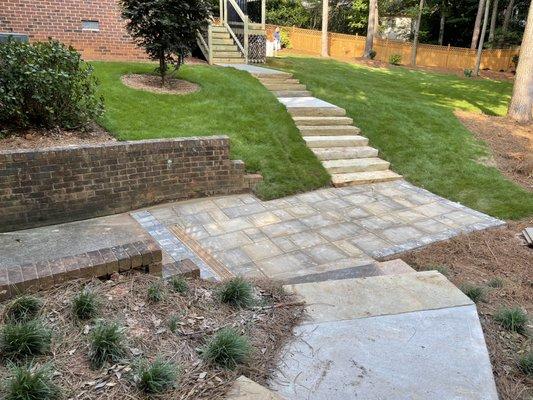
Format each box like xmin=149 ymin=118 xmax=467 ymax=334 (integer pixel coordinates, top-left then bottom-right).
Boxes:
xmin=92 ymin=62 xmax=330 ymax=200
xmin=267 ymin=56 xmax=532 ymax=220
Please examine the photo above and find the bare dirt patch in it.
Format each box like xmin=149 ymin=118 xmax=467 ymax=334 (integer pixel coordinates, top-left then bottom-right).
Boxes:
xmin=0 ymin=123 xmax=115 ymax=151
xmin=455 ymin=110 xmax=533 ymax=191
xmin=0 ymin=273 xmax=304 ymax=399
xmin=402 ymin=219 xmax=533 ymax=400
xmin=121 ymin=74 xmax=200 ymax=95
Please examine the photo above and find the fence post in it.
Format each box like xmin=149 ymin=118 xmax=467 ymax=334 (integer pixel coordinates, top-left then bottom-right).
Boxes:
xmin=445 ymin=44 xmax=450 ymax=69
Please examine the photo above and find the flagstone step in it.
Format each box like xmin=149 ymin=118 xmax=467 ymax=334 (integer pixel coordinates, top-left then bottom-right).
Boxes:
xmin=303 ymin=135 xmax=368 ymax=148
xmin=298 ymin=125 xmax=361 ymax=136
xmin=323 ymin=158 xmax=390 ymax=173
xmin=258 ymin=78 xmax=300 ymax=85
xmin=331 ymin=170 xmax=402 ymax=186
xmin=262 ymin=83 xmax=307 ymax=91
xmin=227 ymin=376 xmax=286 ymax=400
xmin=293 ymin=116 xmax=354 ymax=126
xmin=252 ymin=72 xmax=293 ymax=79
xmin=274 ymin=90 xmax=312 ymax=97
xmin=312 ymin=146 xmax=379 ymax=160
xmin=289 ymin=107 xmax=347 ymax=117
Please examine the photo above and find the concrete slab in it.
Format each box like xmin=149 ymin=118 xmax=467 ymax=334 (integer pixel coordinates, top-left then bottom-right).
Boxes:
xmin=0 ymin=214 xmax=150 ymax=269
xmin=284 ymin=271 xmax=473 ymax=323
xmin=278 ymin=97 xmax=339 ymax=109
xmin=271 ymin=305 xmax=498 ymax=400
xmin=227 ymin=376 xmax=286 ymax=400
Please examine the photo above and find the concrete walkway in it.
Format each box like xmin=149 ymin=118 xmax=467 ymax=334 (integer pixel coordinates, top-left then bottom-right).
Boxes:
xmin=136 ymin=180 xmax=503 ymax=281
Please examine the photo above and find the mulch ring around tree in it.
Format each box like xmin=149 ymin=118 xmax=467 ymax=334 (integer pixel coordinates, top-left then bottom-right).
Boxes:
xmin=121 ymin=74 xmax=201 ymax=95
xmin=0 ymin=272 xmax=304 ymax=399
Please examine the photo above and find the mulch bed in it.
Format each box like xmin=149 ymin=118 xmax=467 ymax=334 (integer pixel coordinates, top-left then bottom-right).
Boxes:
xmin=455 ymin=110 xmax=533 ymax=191
xmin=402 ymin=219 xmax=533 ymax=400
xmin=0 ymin=123 xmax=115 ymax=151
xmin=121 ymin=74 xmax=200 ymax=95
xmin=0 ymin=273 xmax=304 ymax=399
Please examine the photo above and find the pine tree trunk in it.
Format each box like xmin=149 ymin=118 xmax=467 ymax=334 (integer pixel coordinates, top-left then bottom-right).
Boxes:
xmin=471 ymin=0 xmax=487 ymax=49
xmin=499 ymin=0 xmax=515 ymax=46
xmin=474 ymin=0 xmax=491 ymax=75
xmin=438 ymin=8 xmax=445 ymax=45
xmin=411 ymin=0 xmax=424 ymax=66
xmin=159 ymin=55 xmax=166 ymax=87
xmin=364 ymin=0 xmax=376 ymax=57
xmin=373 ymin=1 xmax=379 ymax=36
xmin=321 ymin=0 xmax=329 ymax=57
xmin=488 ymin=0 xmax=499 ymax=47
xmin=508 ymin=1 xmax=533 ymax=122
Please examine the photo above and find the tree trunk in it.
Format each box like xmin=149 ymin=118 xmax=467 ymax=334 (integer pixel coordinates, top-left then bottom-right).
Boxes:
xmin=474 ymin=0 xmax=491 ymax=75
xmin=411 ymin=0 xmax=424 ymax=66
xmin=471 ymin=0 xmax=487 ymax=49
xmin=321 ymin=0 xmax=329 ymax=57
xmin=488 ymin=0 xmax=499 ymax=47
xmin=373 ymin=0 xmax=379 ymax=37
xmin=364 ymin=0 xmax=376 ymax=57
xmin=499 ymin=0 xmax=515 ymax=45
xmin=159 ymin=54 xmax=167 ymax=87
xmin=508 ymin=1 xmax=533 ymax=122
xmin=438 ymin=8 xmax=445 ymax=45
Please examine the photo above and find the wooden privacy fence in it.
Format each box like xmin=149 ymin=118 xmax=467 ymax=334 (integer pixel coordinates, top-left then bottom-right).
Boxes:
xmin=266 ymin=24 xmax=519 ymax=72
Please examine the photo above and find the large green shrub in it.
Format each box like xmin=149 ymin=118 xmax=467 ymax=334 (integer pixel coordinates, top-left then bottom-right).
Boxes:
xmin=0 ymin=40 xmax=104 ymax=130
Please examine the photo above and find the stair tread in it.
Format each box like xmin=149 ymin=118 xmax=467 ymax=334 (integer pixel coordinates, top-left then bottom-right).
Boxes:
xmin=304 ymin=135 xmax=367 ymax=142
xmin=323 ymin=157 xmax=389 ymax=168
xmin=331 ymin=170 xmax=402 ymax=186
xmin=312 ymin=146 xmax=379 ymax=160
xmin=293 ymin=116 xmax=353 ymax=125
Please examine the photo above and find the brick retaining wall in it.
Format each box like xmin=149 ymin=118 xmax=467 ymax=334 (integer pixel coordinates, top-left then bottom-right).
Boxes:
xmin=0 ymin=136 xmax=259 ymax=232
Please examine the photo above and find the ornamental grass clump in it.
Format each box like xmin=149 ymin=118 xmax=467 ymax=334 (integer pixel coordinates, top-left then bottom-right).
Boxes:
xmin=217 ymin=277 xmax=254 ymax=308
xmin=201 ymin=327 xmax=251 ymax=369
xmin=460 ymin=284 xmax=485 ymax=303
xmin=494 ymin=308 xmax=528 ymax=334
xmin=170 ymin=276 xmax=188 ymax=294
xmin=72 ymin=289 xmax=100 ymax=320
xmin=147 ymin=282 xmax=165 ymax=303
xmin=518 ymin=351 xmax=533 ymax=376
xmin=88 ymin=321 xmax=126 ymax=369
xmin=136 ymin=358 xmax=178 ymax=394
xmin=4 ymin=295 xmax=42 ymax=323
xmin=4 ymin=363 xmax=61 ymax=400
xmin=0 ymin=320 xmax=51 ymax=359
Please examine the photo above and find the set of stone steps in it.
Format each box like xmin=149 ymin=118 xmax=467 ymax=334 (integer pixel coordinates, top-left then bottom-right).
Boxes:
xmin=211 ymin=26 xmax=245 ymax=64
xmin=254 ymin=71 xmax=402 ymax=187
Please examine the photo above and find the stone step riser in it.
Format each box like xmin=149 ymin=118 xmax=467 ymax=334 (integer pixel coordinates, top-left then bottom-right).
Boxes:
xmin=331 ymin=171 xmax=402 ymax=186
xmin=274 ymin=90 xmax=312 ymax=97
xmin=293 ymin=116 xmax=354 ymax=126
xmin=258 ymin=78 xmax=300 ymax=85
xmin=289 ymin=107 xmax=347 ymax=117
xmin=324 ymin=159 xmax=390 ymax=174
xmin=298 ymin=126 xmax=361 ymax=136
xmin=312 ymin=147 xmax=379 ymax=160
xmin=253 ymin=73 xmax=293 ymax=79
xmin=304 ymin=136 xmax=368 ymax=148
xmin=262 ymin=83 xmax=307 ymax=91
xmin=212 ymin=58 xmax=246 ymax=64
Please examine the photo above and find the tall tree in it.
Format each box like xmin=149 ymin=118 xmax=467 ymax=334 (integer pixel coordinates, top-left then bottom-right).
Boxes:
xmin=364 ymin=0 xmax=377 ymax=57
xmin=322 ymin=0 xmax=329 ymax=56
xmin=508 ymin=0 xmax=532 ymax=122
xmin=373 ymin=0 xmax=380 ymax=36
xmin=411 ymin=0 xmax=425 ymax=65
xmin=488 ymin=0 xmax=499 ymax=46
xmin=471 ymin=0 xmax=487 ymax=48
xmin=474 ymin=0 xmax=491 ymax=74
xmin=438 ymin=0 xmax=447 ymax=45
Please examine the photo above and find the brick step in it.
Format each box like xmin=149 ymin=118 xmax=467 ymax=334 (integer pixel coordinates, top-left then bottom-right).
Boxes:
xmin=274 ymin=90 xmax=312 ymax=97
xmin=262 ymin=83 xmax=307 ymax=91
xmin=298 ymin=125 xmax=361 ymax=136
xmin=312 ymin=146 xmax=379 ymax=160
xmin=303 ymin=135 xmax=368 ymax=148
xmin=288 ymin=107 xmax=346 ymax=117
xmin=293 ymin=116 xmax=353 ymax=126
xmin=258 ymin=78 xmax=300 ymax=85
xmin=213 ymin=57 xmax=246 ymax=64
xmin=323 ymin=157 xmax=390 ymax=173
xmin=331 ymin=170 xmax=402 ymax=187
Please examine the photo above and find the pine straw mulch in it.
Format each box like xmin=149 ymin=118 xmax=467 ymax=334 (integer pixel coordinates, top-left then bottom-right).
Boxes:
xmin=0 ymin=123 xmax=115 ymax=151
xmin=0 ymin=272 xmax=305 ymax=399
xmin=401 ymin=218 xmax=533 ymax=400
xmin=455 ymin=110 xmax=533 ymax=191
xmin=121 ymin=74 xmax=200 ymax=95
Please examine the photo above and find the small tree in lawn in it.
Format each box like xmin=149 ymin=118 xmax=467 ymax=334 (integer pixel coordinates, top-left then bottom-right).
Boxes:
xmin=121 ymin=0 xmax=210 ymax=85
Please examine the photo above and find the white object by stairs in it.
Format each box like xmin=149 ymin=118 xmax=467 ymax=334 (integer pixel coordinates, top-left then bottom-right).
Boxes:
xmin=252 ymin=71 xmax=402 ymax=187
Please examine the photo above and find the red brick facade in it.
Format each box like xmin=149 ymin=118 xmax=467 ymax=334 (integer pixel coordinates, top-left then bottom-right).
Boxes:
xmin=0 ymin=0 xmax=147 ymax=60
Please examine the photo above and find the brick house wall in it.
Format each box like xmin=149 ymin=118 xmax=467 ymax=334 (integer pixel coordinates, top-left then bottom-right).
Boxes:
xmin=0 ymin=0 xmax=147 ymax=60
xmin=0 ymin=136 xmax=261 ymax=232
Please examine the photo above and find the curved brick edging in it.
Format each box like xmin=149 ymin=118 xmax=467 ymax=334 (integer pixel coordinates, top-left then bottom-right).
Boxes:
xmin=0 ymin=136 xmax=261 ymax=232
